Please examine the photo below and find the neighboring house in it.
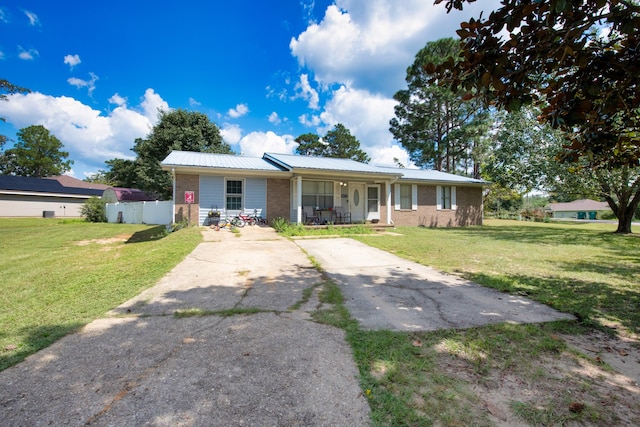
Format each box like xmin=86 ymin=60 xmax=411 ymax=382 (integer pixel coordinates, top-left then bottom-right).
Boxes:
xmin=102 ymin=187 xmax=158 ymax=204
xmin=545 ymin=199 xmax=611 ymax=220
xmin=0 ymin=175 xmax=105 ymax=218
xmin=161 ymin=151 xmax=488 ymax=227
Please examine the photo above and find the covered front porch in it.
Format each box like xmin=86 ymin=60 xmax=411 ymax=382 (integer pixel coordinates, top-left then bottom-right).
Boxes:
xmin=289 ymin=176 xmax=397 ymax=225
xmin=259 ymin=153 xmax=402 ymax=226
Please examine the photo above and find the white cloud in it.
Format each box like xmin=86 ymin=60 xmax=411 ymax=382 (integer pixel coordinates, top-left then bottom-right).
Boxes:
xmin=140 ymin=88 xmax=169 ymax=123
xmin=23 ymin=9 xmax=40 ymax=26
xmin=63 ymin=54 xmax=81 ymax=69
xmin=227 ymin=103 xmax=249 ymax=118
xmin=18 ymin=46 xmax=38 ymax=60
xmin=0 ymin=8 xmax=8 ymax=23
xmin=268 ymin=112 xmax=282 ymax=125
xmin=188 ymin=97 xmax=201 ymax=107
xmin=221 ymin=123 xmax=243 ymax=145
xmin=319 ymin=84 xmax=396 ymax=150
xmin=67 ymin=72 xmax=99 ymax=96
xmin=108 ymin=93 xmax=127 ymax=107
xmin=299 ymin=113 xmax=321 ymax=127
xmin=369 ymin=144 xmax=413 ymax=168
xmin=291 ymin=0 xmax=501 ymax=95
xmin=293 ymin=74 xmax=319 ymax=109
xmin=0 ymin=90 xmax=169 ymax=169
xmin=238 ymin=131 xmax=297 ymax=157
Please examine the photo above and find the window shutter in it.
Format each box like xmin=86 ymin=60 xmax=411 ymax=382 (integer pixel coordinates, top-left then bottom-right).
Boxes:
xmin=394 ymin=184 xmax=400 ymax=210
xmin=451 ymin=186 xmax=457 ymax=210
xmin=436 ymin=186 xmax=442 ymax=210
xmin=411 ymin=185 xmax=418 ymax=210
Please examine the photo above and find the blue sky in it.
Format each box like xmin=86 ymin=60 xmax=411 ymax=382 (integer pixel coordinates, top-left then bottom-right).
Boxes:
xmin=1 ymin=0 xmax=499 ymax=179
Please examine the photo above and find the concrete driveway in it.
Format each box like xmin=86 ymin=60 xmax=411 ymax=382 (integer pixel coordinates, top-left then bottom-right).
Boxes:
xmin=294 ymin=237 xmax=574 ymax=331
xmin=0 ymin=227 xmax=369 ymax=427
xmin=0 ymin=227 xmax=573 ymax=426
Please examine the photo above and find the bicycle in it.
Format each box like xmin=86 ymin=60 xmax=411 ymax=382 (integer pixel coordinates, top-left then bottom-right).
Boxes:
xmin=218 ymin=215 xmax=245 ymax=228
xmin=246 ymin=208 xmax=267 ymax=226
xmin=236 ymin=211 xmax=256 ymax=226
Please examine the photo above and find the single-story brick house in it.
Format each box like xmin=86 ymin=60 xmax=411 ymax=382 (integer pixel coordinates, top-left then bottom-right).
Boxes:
xmin=545 ymin=199 xmax=611 ymax=220
xmin=161 ymin=151 xmax=488 ymax=227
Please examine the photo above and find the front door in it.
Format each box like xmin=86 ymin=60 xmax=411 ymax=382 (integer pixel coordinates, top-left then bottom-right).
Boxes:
xmin=349 ymin=183 xmax=365 ymax=223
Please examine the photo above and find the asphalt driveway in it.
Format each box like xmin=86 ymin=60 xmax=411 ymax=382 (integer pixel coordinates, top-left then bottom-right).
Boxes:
xmin=0 ymin=226 xmax=573 ymax=426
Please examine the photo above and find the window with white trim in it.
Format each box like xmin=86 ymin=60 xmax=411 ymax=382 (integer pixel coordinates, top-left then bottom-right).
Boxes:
xmin=442 ymin=186 xmax=452 ymax=209
xmin=394 ymin=184 xmax=417 ymax=210
xmin=436 ymin=186 xmax=456 ymax=210
xmin=399 ymin=184 xmax=411 ymax=209
xmin=301 ymin=180 xmax=333 ymax=209
xmin=226 ymin=179 xmax=243 ymax=210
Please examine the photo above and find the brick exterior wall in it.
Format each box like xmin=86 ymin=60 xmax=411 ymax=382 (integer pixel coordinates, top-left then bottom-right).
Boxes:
xmin=174 ymin=174 xmax=200 ymax=224
xmin=391 ymin=184 xmax=483 ymax=227
xmin=171 ymin=173 xmax=482 ymax=228
xmin=266 ymin=178 xmax=290 ymax=223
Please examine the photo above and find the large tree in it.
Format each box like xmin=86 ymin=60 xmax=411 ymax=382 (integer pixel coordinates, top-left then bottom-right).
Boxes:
xmin=486 ymin=107 xmax=640 ymax=228
xmin=432 ymin=0 xmax=640 ymax=233
xmin=295 ymin=123 xmax=371 ymax=163
xmin=105 ymin=109 xmax=232 ymax=199
xmin=1 ymin=125 xmax=73 ymax=177
xmin=389 ymin=38 xmax=490 ymax=177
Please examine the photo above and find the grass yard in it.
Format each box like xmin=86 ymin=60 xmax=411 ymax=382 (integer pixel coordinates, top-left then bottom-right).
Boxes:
xmin=310 ymin=219 xmax=640 ymax=426
xmin=0 ymin=218 xmax=202 ymax=371
xmin=356 ymin=219 xmax=640 ymax=335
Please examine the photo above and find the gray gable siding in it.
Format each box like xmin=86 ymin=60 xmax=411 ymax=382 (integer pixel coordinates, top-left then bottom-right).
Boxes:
xmin=198 ymin=175 xmax=267 ymax=225
xmin=245 ymin=177 xmax=267 ymax=218
xmin=199 ymin=176 xmax=224 ymax=225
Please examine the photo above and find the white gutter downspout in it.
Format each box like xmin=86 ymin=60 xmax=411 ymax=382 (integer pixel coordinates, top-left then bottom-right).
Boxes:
xmin=171 ymin=167 xmax=176 ymax=224
xmin=386 ymin=176 xmax=400 ymax=225
xmin=296 ymin=176 xmax=303 ymax=224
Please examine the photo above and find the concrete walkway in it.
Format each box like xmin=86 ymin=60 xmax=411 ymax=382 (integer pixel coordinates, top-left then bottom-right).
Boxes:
xmin=0 ymin=226 xmax=573 ymax=426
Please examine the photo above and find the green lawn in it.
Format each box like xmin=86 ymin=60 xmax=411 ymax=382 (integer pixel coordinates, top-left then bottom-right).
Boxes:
xmin=0 ymin=218 xmax=202 ymax=371
xmin=356 ymin=219 xmax=639 ymax=335
xmin=310 ymin=219 xmax=640 ymax=426
xmin=2 ymin=218 xmax=639 ymax=425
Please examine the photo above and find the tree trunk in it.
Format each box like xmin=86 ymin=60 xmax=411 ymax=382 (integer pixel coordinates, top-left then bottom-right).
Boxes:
xmin=598 ymin=167 xmax=640 ymax=234
xmin=615 ymin=205 xmax=634 ymax=234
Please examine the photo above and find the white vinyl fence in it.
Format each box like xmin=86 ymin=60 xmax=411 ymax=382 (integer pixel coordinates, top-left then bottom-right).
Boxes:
xmin=106 ymin=201 xmax=173 ymax=225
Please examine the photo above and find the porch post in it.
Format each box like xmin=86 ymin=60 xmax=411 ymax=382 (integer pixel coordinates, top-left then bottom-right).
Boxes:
xmin=296 ymin=176 xmax=303 ymax=224
xmin=171 ymin=168 xmax=176 ymax=224
xmin=386 ymin=181 xmax=392 ymax=225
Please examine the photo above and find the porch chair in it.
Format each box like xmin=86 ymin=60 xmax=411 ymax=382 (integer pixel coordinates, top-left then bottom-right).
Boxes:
xmin=333 ymin=206 xmax=351 ymax=224
xmin=302 ymin=206 xmax=320 ymax=225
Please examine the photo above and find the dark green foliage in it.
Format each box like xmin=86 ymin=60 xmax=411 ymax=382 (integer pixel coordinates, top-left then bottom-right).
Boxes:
xmin=1 ymin=125 xmax=73 ymax=177
xmin=390 ymin=38 xmax=490 ymax=176
xmin=295 ymin=124 xmax=370 ymax=163
xmin=80 ymin=196 xmax=107 ymax=222
xmin=100 ymin=109 xmax=232 ymax=199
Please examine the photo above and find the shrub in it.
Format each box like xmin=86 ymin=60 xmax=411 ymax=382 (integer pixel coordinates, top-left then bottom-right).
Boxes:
xmin=81 ymin=196 xmax=106 ymax=222
xmin=271 ymin=217 xmax=288 ymax=232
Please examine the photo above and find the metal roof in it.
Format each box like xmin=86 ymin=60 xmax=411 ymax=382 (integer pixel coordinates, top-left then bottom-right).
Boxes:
xmin=547 ymin=199 xmax=610 ymax=212
xmin=0 ymin=175 xmax=103 ymax=196
xmin=162 ymin=151 xmax=287 ymax=171
xmin=264 ymin=153 xmax=400 ymax=176
xmin=378 ymin=166 xmax=488 ymax=185
xmin=161 ymin=151 xmax=489 ymax=185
